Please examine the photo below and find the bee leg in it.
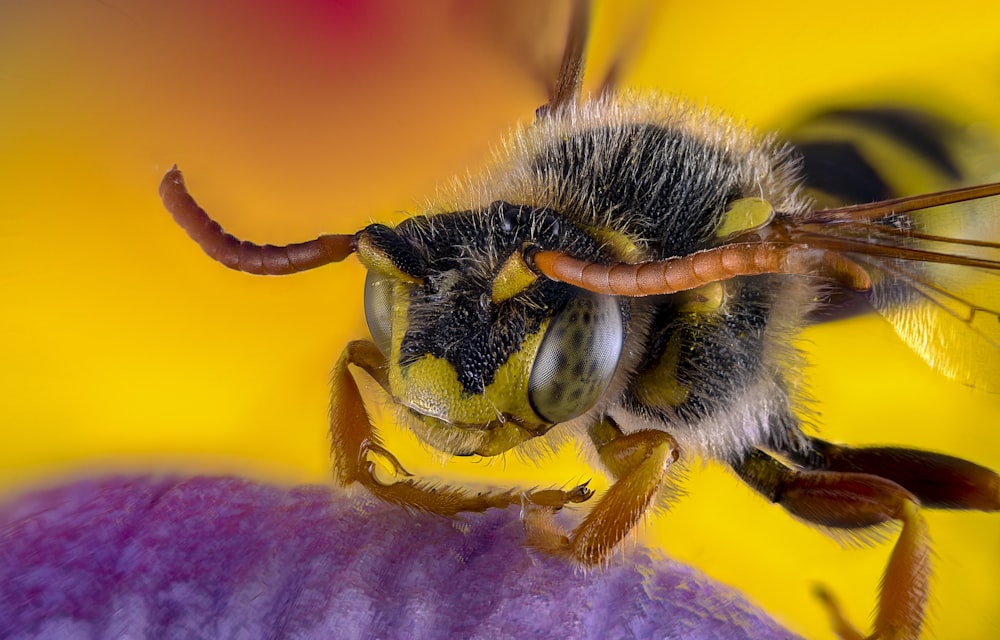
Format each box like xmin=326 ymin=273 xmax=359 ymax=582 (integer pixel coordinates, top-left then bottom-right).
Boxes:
xmin=787 ymin=435 xmax=1000 ymax=512
xmin=524 ymin=418 xmax=679 ymax=564
xmin=734 ymin=448 xmax=930 ymax=640
xmin=525 ymin=482 xmax=595 ymax=509
xmin=813 ymin=585 xmax=866 ymax=640
xmin=330 ymin=340 xmax=524 ymax=515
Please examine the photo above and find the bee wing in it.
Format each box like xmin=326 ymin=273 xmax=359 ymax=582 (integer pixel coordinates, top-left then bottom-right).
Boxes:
xmin=795 ymin=196 xmax=1000 ymax=392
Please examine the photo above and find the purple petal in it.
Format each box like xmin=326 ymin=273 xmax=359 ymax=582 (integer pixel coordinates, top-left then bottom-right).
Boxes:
xmin=0 ymin=476 xmax=799 ymax=639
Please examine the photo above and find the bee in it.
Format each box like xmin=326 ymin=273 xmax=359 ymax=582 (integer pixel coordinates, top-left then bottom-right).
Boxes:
xmin=159 ymin=3 xmax=999 ymax=638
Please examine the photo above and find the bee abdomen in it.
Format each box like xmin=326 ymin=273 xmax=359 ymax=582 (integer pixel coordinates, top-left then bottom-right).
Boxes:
xmin=787 ymin=106 xmax=967 ymax=206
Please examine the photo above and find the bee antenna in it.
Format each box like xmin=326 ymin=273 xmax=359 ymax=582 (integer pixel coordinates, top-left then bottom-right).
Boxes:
xmin=809 ymin=181 xmax=1000 ymax=222
xmin=529 ymin=243 xmax=871 ymax=296
xmin=159 ymin=166 xmax=357 ymax=275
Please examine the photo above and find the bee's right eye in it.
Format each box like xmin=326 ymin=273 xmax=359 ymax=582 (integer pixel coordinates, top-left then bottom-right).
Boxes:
xmin=528 ymin=292 xmax=624 ymax=424
xmin=364 ymin=270 xmax=395 ymax=356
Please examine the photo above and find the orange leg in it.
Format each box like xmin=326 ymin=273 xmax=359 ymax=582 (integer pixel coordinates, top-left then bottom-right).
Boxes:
xmin=329 ymin=340 xmax=593 ymax=515
xmin=525 ymin=418 xmax=679 ymax=564
xmin=734 ymin=448 xmax=930 ymax=640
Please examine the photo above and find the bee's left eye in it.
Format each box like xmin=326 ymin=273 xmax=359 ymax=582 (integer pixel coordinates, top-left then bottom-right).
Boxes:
xmin=528 ymin=292 xmax=624 ymax=424
xmin=364 ymin=270 xmax=394 ymax=356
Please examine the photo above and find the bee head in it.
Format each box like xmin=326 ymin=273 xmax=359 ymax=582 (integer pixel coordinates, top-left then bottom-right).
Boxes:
xmin=359 ymin=202 xmax=626 ymax=455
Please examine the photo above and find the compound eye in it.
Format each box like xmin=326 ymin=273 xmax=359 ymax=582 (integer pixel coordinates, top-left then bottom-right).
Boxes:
xmin=528 ymin=292 xmax=623 ymax=424
xmin=364 ymin=270 xmax=394 ymax=356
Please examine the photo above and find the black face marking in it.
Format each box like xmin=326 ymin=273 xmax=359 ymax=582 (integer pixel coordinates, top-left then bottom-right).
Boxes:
xmin=393 ymin=202 xmax=610 ymax=395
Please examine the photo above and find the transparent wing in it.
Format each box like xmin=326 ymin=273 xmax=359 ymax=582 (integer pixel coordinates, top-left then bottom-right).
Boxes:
xmin=794 ymin=195 xmax=1000 ymax=392
xmin=867 ymin=197 xmax=1000 ymax=391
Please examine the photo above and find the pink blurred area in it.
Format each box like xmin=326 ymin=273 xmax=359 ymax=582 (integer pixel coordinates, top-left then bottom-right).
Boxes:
xmin=0 ymin=0 xmax=550 ymax=489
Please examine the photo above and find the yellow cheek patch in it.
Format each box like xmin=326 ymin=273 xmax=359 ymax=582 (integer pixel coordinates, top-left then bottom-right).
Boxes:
xmin=715 ymin=197 xmax=774 ymax=238
xmin=491 ymin=250 xmax=538 ymax=304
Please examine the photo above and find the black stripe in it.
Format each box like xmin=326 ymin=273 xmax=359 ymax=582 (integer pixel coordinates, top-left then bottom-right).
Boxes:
xmin=820 ymin=107 xmax=963 ymax=181
xmin=794 ymin=140 xmax=893 ymax=204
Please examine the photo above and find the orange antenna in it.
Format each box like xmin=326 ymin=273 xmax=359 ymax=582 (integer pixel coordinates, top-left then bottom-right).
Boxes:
xmin=530 ymin=243 xmax=871 ymax=296
xmin=809 ymin=182 xmax=1000 ymax=223
xmin=159 ymin=167 xmax=357 ymax=275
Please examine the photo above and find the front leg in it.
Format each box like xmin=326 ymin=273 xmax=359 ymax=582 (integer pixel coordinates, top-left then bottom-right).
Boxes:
xmin=525 ymin=417 xmax=680 ymax=564
xmin=330 ymin=340 xmax=592 ymax=515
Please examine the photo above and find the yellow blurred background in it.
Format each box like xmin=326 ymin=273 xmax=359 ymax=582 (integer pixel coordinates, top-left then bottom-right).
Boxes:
xmin=2 ymin=1 xmax=998 ymax=638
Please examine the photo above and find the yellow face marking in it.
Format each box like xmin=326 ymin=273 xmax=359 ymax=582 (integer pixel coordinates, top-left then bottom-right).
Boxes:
xmin=386 ymin=292 xmax=549 ymax=426
xmin=715 ymin=197 xmax=774 ymax=238
xmin=491 ymin=249 xmax=539 ymax=304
